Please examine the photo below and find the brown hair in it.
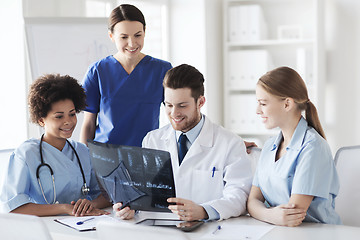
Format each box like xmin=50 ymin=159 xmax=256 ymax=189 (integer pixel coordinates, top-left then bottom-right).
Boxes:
xmin=108 ymin=4 xmax=146 ymax=33
xmin=28 ymin=74 xmax=86 ymax=125
xmin=258 ymin=66 xmax=326 ymax=139
xmin=163 ymin=64 xmax=205 ymax=101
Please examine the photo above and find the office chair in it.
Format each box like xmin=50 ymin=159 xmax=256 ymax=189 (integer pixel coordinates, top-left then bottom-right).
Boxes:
xmin=0 ymin=149 xmax=14 ymax=195
xmin=247 ymin=147 xmax=262 ymax=175
xmin=334 ymin=145 xmax=360 ymax=227
xmin=97 ymin=221 xmax=190 ymax=240
xmin=0 ymin=148 xmax=13 ymax=169
xmin=0 ymin=213 xmax=52 ymax=240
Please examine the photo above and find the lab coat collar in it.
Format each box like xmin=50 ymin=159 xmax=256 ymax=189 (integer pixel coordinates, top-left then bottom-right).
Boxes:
xmin=193 ymin=115 xmax=214 ymax=148
xmin=161 ymin=115 xmax=213 ymax=147
xmin=180 ymin=115 xmax=214 ymax=164
xmin=175 ymin=114 xmax=205 ymax=144
xmin=160 ymin=115 xmax=214 ymax=166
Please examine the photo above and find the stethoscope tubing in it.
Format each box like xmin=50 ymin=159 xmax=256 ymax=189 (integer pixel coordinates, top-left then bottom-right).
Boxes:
xmin=37 ymin=134 xmax=89 ymax=204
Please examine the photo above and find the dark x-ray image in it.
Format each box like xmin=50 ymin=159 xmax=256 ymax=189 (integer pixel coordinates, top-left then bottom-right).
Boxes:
xmin=88 ymin=140 xmax=176 ymax=212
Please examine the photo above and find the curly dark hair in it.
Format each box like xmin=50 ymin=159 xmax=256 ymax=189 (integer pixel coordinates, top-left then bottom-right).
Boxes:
xmin=28 ymin=74 xmax=86 ymax=124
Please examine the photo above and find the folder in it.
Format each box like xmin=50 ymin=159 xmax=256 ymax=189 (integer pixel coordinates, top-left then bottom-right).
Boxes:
xmin=228 ymin=6 xmax=239 ymax=42
xmin=248 ymin=5 xmax=268 ymax=41
xmin=228 ymin=5 xmax=267 ymax=43
xmin=296 ymin=47 xmax=314 ymax=86
xmin=228 ymin=50 xmax=273 ymax=90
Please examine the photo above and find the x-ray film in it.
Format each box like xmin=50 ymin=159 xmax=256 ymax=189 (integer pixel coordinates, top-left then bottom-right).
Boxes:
xmin=88 ymin=140 xmax=175 ymax=212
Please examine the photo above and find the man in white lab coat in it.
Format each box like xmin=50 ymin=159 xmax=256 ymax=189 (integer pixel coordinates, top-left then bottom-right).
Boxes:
xmin=114 ymin=64 xmax=252 ymax=221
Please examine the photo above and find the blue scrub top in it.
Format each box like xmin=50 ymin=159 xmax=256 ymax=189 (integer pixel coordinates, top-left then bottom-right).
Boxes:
xmin=82 ymin=55 xmax=172 ymax=146
xmin=253 ymin=117 xmax=341 ymax=224
xmin=0 ymin=139 xmax=100 ymax=212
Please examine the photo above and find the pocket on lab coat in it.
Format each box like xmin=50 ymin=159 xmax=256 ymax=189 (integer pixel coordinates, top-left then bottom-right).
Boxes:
xmin=191 ymin=169 xmax=223 ymax=203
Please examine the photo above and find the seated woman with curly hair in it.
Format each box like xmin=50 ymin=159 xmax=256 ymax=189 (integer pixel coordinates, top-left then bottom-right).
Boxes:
xmin=0 ymin=74 xmax=110 ymax=216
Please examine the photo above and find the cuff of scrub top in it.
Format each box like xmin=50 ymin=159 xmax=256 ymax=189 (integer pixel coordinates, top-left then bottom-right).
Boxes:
xmin=202 ymin=204 xmax=220 ymax=221
xmin=2 ymin=193 xmax=31 ymax=212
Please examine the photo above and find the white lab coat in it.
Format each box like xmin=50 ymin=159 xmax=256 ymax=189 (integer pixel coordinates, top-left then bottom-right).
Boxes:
xmin=142 ymin=116 xmax=252 ymax=220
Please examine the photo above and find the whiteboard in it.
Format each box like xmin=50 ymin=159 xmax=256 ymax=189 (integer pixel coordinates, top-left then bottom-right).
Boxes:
xmin=25 ymin=17 xmax=117 ymax=81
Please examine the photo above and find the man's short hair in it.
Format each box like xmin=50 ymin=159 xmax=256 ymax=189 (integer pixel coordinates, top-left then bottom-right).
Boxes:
xmin=163 ymin=64 xmax=204 ymax=100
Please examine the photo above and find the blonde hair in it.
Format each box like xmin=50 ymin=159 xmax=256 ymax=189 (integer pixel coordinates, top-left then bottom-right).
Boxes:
xmin=257 ymin=66 xmax=326 ymax=139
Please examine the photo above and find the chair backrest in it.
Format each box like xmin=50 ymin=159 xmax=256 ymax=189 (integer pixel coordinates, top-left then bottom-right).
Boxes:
xmin=334 ymin=145 xmax=360 ymax=227
xmin=97 ymin=221 xmax=190 ymax=240
xmin=247 ymin=147 xmax=262 ymax=175
xmin=0 ymin=149 xmax=14 ymax=194
xmin=0 ymin=213 xmax=52 ymax=240
xmin=0 ymin=149 xmax=13 ymax=169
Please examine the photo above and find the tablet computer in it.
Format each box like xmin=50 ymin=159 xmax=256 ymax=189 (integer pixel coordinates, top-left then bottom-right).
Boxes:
xmin=136 ymin=219 xmax=204 ymax=232
xmin=88 ymin=140 xmax=176 ymax=212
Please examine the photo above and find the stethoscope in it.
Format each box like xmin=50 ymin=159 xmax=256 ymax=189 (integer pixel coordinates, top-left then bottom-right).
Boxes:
xmin=36 ymin=134 xmax=90 ymax=204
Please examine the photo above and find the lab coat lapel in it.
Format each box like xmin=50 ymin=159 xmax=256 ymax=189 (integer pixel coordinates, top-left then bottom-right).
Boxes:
xmin=161 ymin=127 xmax=180 ymax=173
xmin=182 ymin=116 xmax=214 ymax=165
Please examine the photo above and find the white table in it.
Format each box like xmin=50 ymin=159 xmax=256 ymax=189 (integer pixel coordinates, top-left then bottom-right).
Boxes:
xmin=43 ymin=212 xmax=360 ymax=240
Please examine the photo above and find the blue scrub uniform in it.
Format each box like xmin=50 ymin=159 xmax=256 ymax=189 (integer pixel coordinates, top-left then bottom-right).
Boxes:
xmin=253 ymin=117 xmax=341 ymax=224
xmin=82 ymin=55 xmax=172 ymax=146
xmin=0 ymin=139 xmax=100 ymax=212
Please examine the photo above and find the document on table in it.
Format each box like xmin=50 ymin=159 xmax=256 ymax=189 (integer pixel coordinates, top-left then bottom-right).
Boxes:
xmin=54 ymin=215 xmax=118 ymax=231
xmin=201 ymin=223 xmax=275 ymax=239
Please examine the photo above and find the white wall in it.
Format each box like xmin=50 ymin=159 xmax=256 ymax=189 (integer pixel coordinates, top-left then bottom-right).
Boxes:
xmin=168 ymin=0 xmax=222 ymax=124
xmin=0 ymin=0 xmax=27 ymax=149
xmin=324 ymin=0 xmax=360 ymax=153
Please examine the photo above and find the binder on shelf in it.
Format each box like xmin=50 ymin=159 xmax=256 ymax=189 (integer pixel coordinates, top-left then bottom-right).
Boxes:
xmin=229 ymin=50 xmax=273 ymax=90
xmin=239 ymin=5 xmax=249 ymax=42
xmin=248 ymin=5 xmax=268 ymax=42
xmin=228 ymin=4 xmax=267 ymax=43
xmin=228 ymin=6 xmax=239 ymax=41
xmin=296 ymin=48 xmax=314 ymax=86
xmin=229 ymin=94 xmax=267 ymax=134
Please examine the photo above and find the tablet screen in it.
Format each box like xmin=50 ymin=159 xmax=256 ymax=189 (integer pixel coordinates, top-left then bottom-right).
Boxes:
xmin=137 ymin=219 xmax=204 ymax=232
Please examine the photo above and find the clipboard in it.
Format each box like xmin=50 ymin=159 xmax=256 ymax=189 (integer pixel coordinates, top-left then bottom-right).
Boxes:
xmin=54 ymin=215 xmax=116 ymax=232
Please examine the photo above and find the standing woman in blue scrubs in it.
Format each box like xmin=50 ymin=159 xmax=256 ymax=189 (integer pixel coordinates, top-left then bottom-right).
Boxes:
xmin=0 ymin=74 xmax=110 ymax=216
xmin=80 ymin=4 xmax=172 ymax=146
xmin=247 ymin=66 xmax=341 ymax=226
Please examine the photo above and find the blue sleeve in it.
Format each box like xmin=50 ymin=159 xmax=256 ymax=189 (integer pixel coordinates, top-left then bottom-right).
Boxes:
xmin=82 ymin=65 xmax=100 ymax=114
xmin=291 ymin=139 xmax=336 ymax=199
xmin=0 ymin=153 xmax=31 ymax=212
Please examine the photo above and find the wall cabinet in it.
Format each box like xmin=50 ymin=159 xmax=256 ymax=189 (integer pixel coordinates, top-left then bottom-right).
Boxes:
xmin=223 ymin=0 xmax=324 ymax=146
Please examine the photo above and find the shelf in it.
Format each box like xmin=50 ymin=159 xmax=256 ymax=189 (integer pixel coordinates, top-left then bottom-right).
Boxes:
xmin=228 ymin=88 xmax=256 ymax=92
xmin=223 ymin=0 xmax=324 ymax=141
xmin=225 ymin=0 xmax=304 ymax=5
xmin=233 ymin=131 xmax=278 ymax=136
xmin=227 ymin=38 xmax=315 ymax=48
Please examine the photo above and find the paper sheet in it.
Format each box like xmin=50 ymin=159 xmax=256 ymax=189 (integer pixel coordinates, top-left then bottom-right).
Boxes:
xmin=54 ymin=215 xmax=118 ymax=231
xmin=201 ymin=223 xmax=275 ymax=239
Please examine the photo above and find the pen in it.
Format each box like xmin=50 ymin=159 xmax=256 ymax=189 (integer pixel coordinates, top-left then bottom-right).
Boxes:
xmin=212 ymin=167 xmax=216 ymax=177
xmin=212 ymin=225 xmax=221 ymax=234
xmin=76 ymin=217 xmax=95 ymax=225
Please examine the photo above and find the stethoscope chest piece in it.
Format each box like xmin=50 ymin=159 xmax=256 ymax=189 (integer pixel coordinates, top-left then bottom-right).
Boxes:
xmin=82 ymin=183 xmax=90 ymax=196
